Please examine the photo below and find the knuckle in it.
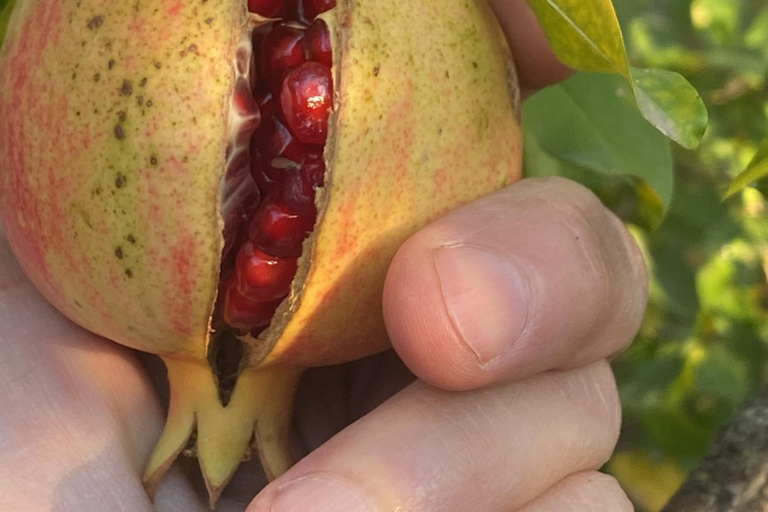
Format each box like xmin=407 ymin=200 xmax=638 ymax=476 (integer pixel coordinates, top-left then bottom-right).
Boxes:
xmin=571 ymin=472 xmax=634 ymax=512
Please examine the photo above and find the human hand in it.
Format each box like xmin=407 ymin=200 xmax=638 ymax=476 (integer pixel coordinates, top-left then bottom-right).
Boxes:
xmin=0 ymin=1 xmax=648 ymax=511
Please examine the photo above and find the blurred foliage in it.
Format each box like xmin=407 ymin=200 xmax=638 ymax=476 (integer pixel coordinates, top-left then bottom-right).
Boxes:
xmin=0 ymin=0 xmax=14 ymax=45
xmin=524 ymin=0 xmax=768 ymax=509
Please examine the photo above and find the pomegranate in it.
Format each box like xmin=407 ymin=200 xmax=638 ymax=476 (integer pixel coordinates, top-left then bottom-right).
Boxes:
xmin=0 ymin=0 xmax=522 ymax=506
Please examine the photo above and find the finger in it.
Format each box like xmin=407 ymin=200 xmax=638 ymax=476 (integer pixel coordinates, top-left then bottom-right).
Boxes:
xmin=246 ymin=361 xmax=621 ymax=512
xmin=383 ymin=177 xmax=648 ymax=391
xmin=0 ymin=228 xmax=208 ymax=511
xmin=518 ymin=471 xmax=633 ymax=512
xmin=487 ymin=0 xmax=573 ymax=95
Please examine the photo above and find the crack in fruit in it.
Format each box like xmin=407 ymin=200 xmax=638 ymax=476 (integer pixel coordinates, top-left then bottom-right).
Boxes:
xmin=0 ymin=0 xmax=522 ymax=505
xmin=219 ymin=0 xmax=336 ymax=341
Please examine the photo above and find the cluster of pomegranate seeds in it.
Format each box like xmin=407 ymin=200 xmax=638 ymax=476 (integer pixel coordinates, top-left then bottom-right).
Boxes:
xmin=249 ymin=0 xmax=337 ymax=24
xmin=221 ymin=1 xmax=335 ymax=335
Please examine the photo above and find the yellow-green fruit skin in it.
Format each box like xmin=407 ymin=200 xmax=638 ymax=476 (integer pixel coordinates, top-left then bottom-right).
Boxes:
xmin=0 ymin=0 xmax=241 ymax=358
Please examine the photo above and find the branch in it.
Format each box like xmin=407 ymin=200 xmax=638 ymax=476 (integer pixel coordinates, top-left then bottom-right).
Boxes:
xmin=661 ymin=385 xmax=768 ymax=512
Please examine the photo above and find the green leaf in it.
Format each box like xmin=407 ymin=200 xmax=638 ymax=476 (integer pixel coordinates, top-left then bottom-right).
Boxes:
xmin=524 ymin=0 xmax=629 ymax=76
xmin=630 ymin=67 xmax=708 ymax=150
xmin=0 ymin=0 xmax=14 ymax=49
xmin=726 ymin=136 xmax=768 ymax=198
xmin=525 ymin=0 xmax=707 ymax=149
xmin=523 ymin=72 xmax=674 ymax=221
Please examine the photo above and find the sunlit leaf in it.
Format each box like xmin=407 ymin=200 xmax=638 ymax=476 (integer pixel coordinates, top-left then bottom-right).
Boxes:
xmin=526 ymin=0 xmax=707 ymax=149
xmin=631 ymin=67 xmax=708 ymax=149
xmin=727 ymin=136 xmax=768 ymax=198
xmin=524 ymin=0 xmax=629 ymax=76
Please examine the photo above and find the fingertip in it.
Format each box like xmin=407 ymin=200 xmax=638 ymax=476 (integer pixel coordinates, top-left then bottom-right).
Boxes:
xmin=383 ymin=231 xmax=488 ymax=391
xmin=384 ymin=178 xmax=648 ymax=392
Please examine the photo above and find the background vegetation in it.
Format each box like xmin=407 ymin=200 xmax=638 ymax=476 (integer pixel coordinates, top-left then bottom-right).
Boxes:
xmin=524 ymin=0 xmax=768 ymax=509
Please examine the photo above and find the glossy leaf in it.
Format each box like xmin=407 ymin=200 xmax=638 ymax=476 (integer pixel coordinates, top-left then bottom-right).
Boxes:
xmin=631 ymin=67 xmax=709 ymax=149
xmin=526 ymin=0 xmax=707 ymax=149
xmin=524 ymin=72 xmax=674 ymax=221
xmin=726 ymin=136 xmax=768 ymax=198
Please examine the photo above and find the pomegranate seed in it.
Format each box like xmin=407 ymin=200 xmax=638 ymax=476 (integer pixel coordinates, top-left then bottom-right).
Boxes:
xmin=248 ymin=0 xmax=285 ymax=18
xmin=284 ymin=0 xmax=312 ymax=24
xmin=250 ymin=196 xmax=309 ymax=258
xmin=282 ymin=151 xmax=324 ymax=215
xmin=261 ymin=22 xmax=305 ymax=95
xmin=307 ymin=0 xmax=336 ymax=16
xmin=280 ymin=62 xmax=333 ymax=145
xmin=254 ymin=100 xmax=318 ymax=182
xmin=256 ymin=92 xmax=278 ymax=118
xmin=222 ymin=276 xmax=282 ymax=331
xmin=250 ymin=147 xmax=281 ymax=195
xmin=302 ymin=20 xmax=332 ymax=68
xmin=236 ymin=240 xmax=298 ymax=301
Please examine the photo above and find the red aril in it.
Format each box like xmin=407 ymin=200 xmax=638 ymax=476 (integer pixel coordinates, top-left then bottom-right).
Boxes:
xmin=280 ymin=62 xmax=333 ymax=145
xmin=250 ymin=197 xmax=309 ymax=258
xmin=236 ymin=241 xmax=298 ymax=301
xmin=307 ymin=0 xmax=337 ymax=17
xmin=255 ymin=110 xmax=313 ymax=181
xmin=260 ymin=22 xmax=306 ymax=95
xmin=249 ymin=0 xmax=286 ymax=18
xmin=223 ymin=276 xmax=283 ymax=332
xmin=284 ymin=0 xmax=312 ymax=24
xmin=302 ymin=20 xmax=332 ymax=68
xmin=282 ymin=151 xmax=324 ymax=216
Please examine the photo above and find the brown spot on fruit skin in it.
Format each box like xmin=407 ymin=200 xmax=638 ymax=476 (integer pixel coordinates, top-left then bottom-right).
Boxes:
xmin=120 ymin=79 xmax=133 ymax=96
xmin=87 ymin=15 xmax=104 ymax=30
xmin=1 ymin=0 xmax=242 ymax=356
xmin=115 ymin=247 xmax=124 ymax=259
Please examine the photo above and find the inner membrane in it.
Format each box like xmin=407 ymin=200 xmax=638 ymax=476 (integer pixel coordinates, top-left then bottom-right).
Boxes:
xmin=216 ymin=0 xmax=336 ymax=339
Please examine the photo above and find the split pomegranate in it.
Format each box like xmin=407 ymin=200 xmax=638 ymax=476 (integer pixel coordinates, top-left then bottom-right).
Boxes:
xmin=0 ymin=0 xmax=523 ymax=506
xmin=219 ymin=8 xmax=335 ymax=339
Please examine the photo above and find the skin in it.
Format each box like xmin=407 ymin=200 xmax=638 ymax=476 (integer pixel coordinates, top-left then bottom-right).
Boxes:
xmin=0 ymin=1 xmax=647 ymax=511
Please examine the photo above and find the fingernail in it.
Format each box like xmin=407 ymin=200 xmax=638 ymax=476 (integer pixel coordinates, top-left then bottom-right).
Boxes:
xmin=433 ymin=245 xmax=530 ymax=364
xmin=269 ymin=476 xmax=373 ymax=512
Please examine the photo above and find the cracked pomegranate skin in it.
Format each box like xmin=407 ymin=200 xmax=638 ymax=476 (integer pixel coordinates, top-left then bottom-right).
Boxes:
xmin=0 ymin=0 xmax=522 ymax=504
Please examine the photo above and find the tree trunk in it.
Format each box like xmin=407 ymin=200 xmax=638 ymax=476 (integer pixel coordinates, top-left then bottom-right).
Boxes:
xmin=661 ymin=385 xmax=768 ymax=512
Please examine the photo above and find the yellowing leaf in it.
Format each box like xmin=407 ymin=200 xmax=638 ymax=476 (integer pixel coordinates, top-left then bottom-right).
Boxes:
xmin=525 ymin=0 xmax=629 ymax=76
xmin=526 ymin=0 xmax=707 ymax=149
xmin=727 ymin=136 xmax=768 ymax=198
